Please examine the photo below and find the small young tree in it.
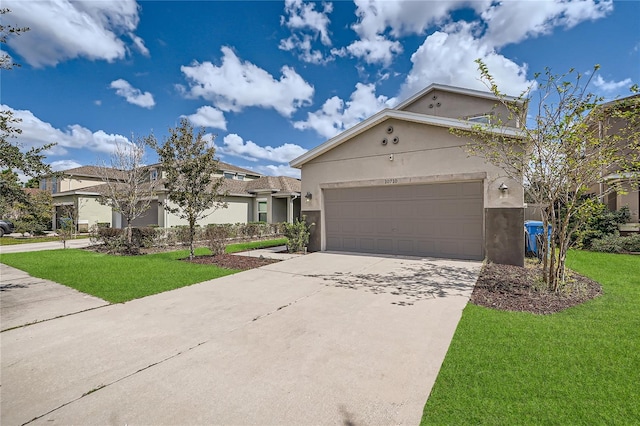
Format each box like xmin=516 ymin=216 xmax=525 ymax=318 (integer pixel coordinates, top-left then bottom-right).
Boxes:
xmin=150 ymin=118 xmax=227 ymax=260
xmin=14 ymin=189 xmax=53 ymax=235
xmin=458 ymin=60 xmax=640 ymax=291
xmin=96 ymin=137 xmax=158 ymax=249
xmin=57 ymin=205 xmax=76 ymax=249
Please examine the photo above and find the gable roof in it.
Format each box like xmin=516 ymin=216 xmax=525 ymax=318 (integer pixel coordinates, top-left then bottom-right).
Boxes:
xmin=290 ymin=108 xmax=524 ymax=168
xmin=395 ymin=83 xmax=525 ymax=111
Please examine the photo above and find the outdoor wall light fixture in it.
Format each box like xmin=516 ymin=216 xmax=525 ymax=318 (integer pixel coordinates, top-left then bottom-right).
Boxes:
xmin=305 ymin=191 xmax=313 ymax=201
xmin=498 ymin=182 xmax=508 ymax=192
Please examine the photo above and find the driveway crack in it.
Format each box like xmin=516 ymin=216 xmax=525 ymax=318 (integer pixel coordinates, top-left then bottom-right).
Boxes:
xmin=21 ymin=340 xmax=208 ymax=426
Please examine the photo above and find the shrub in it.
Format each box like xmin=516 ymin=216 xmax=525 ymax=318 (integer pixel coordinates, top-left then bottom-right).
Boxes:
xmin=621 ymin=234 xmax=640 ymax=252
xmin=96 ymin=227 xmax=127 ymax=253
xmin=205 ymin=224 xmax=231 ymax=256
xmin=590 ymin=233 xmax=640 ymax=253
xmin=282 ymin=216 xmax=313 ymax=253
xmin=574 ymin=203 xmax=631 ymax=249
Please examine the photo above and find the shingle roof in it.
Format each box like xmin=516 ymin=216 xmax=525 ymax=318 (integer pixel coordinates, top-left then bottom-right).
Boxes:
xmin=217 ymin=161 xmax=262 ymax=177
xmin=245 ymin=176 xmax=301 ymax=193
xmin=61 ymin=166 xmax=127 ymax=180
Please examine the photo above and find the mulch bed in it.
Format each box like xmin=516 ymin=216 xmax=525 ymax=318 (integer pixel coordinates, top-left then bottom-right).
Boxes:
xmin=183 ymin=253 xmax=280 ymax=270
xmin=472 ymin=261 xmax=602 ymax=315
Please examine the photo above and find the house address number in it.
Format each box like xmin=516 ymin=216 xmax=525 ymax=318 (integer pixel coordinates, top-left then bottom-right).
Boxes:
xmin=384 ymin=178 xmax=399 ymax=184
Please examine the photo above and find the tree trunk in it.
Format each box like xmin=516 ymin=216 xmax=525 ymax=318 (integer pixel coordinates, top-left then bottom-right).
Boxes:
xmin=189 ymin=217 xmax=196 ymax=260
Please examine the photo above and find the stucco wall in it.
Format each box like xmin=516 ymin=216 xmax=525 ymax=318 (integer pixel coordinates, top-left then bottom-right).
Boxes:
xmin=160 ymin=196 xmax=252 ymax=227
xmin=78 ymin=197 xmax=112 ymax=226
xmin=59 ymin=177 xmax=104 ymax=192
xmin=400 ymin=89 xmax=521 ymax=127
xmin=300 ymin=119 xmax=523 ymax=212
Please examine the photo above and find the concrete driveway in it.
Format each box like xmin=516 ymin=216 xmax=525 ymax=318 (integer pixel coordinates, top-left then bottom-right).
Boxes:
xmin=0 ymin=252 xmax=481 ymax=425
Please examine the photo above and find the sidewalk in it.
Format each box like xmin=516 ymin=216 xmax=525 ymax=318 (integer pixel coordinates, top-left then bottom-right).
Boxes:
xmin=0 ymin=263 xmax=109 ymax=331
xmin=0 ymin=238 xmax=93 ymax=254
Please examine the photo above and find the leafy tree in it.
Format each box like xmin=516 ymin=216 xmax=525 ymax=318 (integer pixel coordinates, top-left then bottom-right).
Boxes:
xmin=24 ymin=177 xmax=39 ymax=188
xmin=0 ymin=168 xmax=24 ymax=217
xmin=458 ymin=60 xmax=640 ymax=291
xmin=96 ymin=137 xmax=158 ymax=249
xmin=14 ymin=189 xmax=53 ymax=235
xmin=0 ymin=8 xmax=29 ymax=70
xmin=1 ymin=9 xmax=56 ymax=196
xmin=150 ymin=118 xmax=227 ymax=260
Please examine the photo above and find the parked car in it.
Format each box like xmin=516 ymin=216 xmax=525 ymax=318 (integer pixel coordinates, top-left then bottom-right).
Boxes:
xmin=0 ymin=220 xmax=15 ymax=237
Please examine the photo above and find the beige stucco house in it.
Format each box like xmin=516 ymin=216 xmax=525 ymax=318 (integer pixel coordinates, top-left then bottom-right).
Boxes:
xmin=291 ymin=84 xmax=527 ymax=266
xmin=592 ymin=94 xmax=640 ymax=233
xmin=42 ymin=162 xmax=301 ymax=231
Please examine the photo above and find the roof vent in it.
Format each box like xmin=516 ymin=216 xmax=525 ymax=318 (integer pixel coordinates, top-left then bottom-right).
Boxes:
xmin=381 ymin=138 xmax=388 ymax=145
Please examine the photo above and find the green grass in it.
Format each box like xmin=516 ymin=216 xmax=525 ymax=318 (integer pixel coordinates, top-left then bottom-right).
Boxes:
xmin=421 ymin=251 xmax=640 ymax=425
xmin=225 ymin=238 xmax=287 ymax=253
xmin=0 ymin=235 xmax=90 ymax=245
xmin=0 ymin=247 xmax=239 ymax=303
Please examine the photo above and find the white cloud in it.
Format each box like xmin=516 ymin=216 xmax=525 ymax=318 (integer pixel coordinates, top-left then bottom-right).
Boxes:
xmin=221 ymin=134 xmax=307 ymax=164
xmin=279 ymin=0 xmax=334 ymax=64
xmin=593 ymin=75 xmax=633 ymax=92
xmin=341 ymin=0 xmax=485 ymax=66
xmin=481 ymin=0 xmax=613 ymax=48
xmin=110 ymin=79 xmax=156 ymax=109
xmin=2 ymin=104 xmax=130 ymax=156
xmin=183 ymin=106 xmax=227 ymax=130
xmin=281 ymin=0 xmax=333 ymax=45
xmin=334 ymin=36 xmax=403 ymax=67
xmin=129 ymin=33 xmax=150 ymax=56
xmin=50 ymin=160 xmax=83 ymax=171
xmin=180 ymin=47 xmax=314 ymax=117
xmin=255 ymin=164 xmax=301 ymax=179
xmin=399 ymin=22 xmax=535 ymax=100
xmin=3 ymin=0 xmax=146 ymax=67
xmin=294 ymin=83 xmax=395 ymax=139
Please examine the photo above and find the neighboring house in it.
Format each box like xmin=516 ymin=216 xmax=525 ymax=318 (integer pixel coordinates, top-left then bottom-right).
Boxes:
xmin=291 ymin=83 xmax=527 ymax=266
xmin=590 ymin=94 xmax=640 ymax=233
xmin=42 ymin=162 xmax=301 ymax=231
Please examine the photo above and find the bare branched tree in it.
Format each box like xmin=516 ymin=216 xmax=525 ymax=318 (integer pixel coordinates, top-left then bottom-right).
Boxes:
xmin=456 ymin=60 xmax=640 ymax=291
xmin=96 ymin=136 xmax=158 ymax=246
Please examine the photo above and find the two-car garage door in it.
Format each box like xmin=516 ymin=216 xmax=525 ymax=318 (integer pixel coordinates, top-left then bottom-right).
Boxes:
xmin=324 ymin=181 xmax=484 ymax=260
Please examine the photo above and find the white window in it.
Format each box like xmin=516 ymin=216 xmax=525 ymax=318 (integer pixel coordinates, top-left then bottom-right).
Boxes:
xmin=468 ymin=114 xmax=492 ymax=124
xmin=224 ymin=172 xmax=235 ymax=179
xmin=258 ymin=201 xmax=267 ymax=222
xmin=237 ymin=173 xmax=245 ymax=181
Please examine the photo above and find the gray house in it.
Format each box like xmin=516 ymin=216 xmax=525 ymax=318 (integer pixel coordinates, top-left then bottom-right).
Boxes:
xmin=291 ymin=84 xmax=526 ymax=266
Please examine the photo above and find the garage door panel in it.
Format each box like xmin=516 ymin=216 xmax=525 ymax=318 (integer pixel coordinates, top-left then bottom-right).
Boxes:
xmin=325 ymin=182 xmax=484 ymax=260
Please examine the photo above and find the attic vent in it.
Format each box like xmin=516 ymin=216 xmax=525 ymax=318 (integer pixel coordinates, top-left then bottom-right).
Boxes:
xmin=392 ymin=136 xmax=399 ymax=144
xmin=386 ymin=125 xmax=394 ymax=134
xmin=429 ymin=104 xmax=434 ymax=108
xmin=436 ymin=102 xmax=441 ymax=107
xmin=432 ymin=95 xmax=438 ymax=100
xmin=381 ymin=138 xmax=388 ymax=145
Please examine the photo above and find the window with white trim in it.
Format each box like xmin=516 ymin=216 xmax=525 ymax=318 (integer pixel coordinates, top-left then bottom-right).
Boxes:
xmin=258 ymin=201 xmax=267 ymax=222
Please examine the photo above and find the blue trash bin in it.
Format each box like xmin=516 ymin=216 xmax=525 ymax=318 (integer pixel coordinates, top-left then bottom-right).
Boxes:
xmin=524 ymin=220 xmax=552 ymax=257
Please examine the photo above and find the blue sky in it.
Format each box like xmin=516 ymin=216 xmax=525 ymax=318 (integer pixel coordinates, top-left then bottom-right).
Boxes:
xmin=2 ymin=0 xmax=639 ymax=179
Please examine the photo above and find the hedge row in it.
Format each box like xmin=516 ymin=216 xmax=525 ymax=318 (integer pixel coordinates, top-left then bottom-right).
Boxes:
xmin=91 ymin=222 xmax=285 ymax=254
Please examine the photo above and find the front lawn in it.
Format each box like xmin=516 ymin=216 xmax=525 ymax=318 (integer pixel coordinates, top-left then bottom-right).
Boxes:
xmin=225 ymin=238 xmax=287 ymax=253
xmin=0 ymin=248 xmax=239 ymax=303
xmin=421 ymin=251 xmax=640 ymax=425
